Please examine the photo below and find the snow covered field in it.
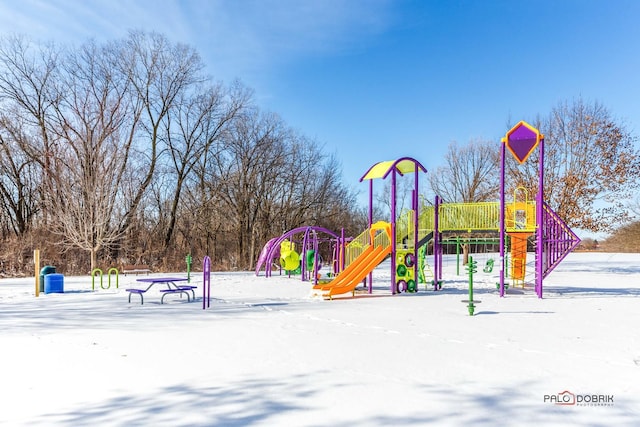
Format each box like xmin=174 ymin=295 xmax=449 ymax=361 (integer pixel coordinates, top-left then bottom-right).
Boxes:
xmin=1 ymin=252 xmax=639 ymax=426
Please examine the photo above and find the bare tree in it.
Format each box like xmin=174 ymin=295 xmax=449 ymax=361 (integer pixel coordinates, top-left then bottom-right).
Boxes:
xmin=115 ymin=31 xmax=205 ymax=240
xmin=629 ymin=196 xmax=640 ymax=218
xmin=602 ymin=221 xmax=640 ymax=252
xmin=46 ymin=40 xmax=134 ymax=270
xmin=427 ymin=139 xmax=500 ymax=264
xmin=429 ymin=139 xmax=500 ymax=203
xmin=0 ymin=33 xmax=208 ymax=270
xmin=0 ymin=32 xmax=367 ymax=274
xmin=0 ymin=36 xmax=62 ymax=223
xmin=0 ymin=112 xmax=41 ymax=235
xmin=509 ymin=98 xmax=640 ymax=233
xmin=202 ymin=109 xmax=292 ymax=268
xmin=194 ymin=107 xmax=359 ymax=269
xmin=161 ymin=80 xmax=250 ymax=249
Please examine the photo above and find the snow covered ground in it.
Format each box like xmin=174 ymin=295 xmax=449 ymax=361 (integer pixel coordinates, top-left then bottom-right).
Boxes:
xmin=1 ymin=252 xmax=639 ymax=426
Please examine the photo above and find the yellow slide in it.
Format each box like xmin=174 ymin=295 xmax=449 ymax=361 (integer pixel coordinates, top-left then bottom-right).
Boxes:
xmin=314 ymin=221 xmax=392 ymax=299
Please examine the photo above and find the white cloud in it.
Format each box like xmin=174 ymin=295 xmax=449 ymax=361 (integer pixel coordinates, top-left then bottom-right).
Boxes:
xmin=0 ymin=0 xmax=395 ymax=90
xmin=0 ymin=0 xmax=193 ymax=44
xmin=181 ymin=0 xmax=396 ymax=78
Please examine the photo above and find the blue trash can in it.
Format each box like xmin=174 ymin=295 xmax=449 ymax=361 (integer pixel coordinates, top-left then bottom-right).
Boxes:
xmin=44 ymin=273 xmax=64 ymax=294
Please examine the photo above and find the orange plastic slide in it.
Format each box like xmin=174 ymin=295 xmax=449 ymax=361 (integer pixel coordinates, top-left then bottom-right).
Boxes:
xmin=314 ymin=243 xmax=392 ymax=299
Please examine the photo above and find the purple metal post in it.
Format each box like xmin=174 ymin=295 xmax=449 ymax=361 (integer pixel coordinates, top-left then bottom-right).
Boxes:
xmin=390 ymin=169 xmax=397 ymax=294
xmin=536 ymin=137 xmax=545 ymax=298
xmin=312 ymin=230 xmax=319 ymax=280
xmin=368 ymin=179 xmax=374 ymax=292
xmin=301 ymin=226 xmax=311 ymax=281
xmin=433 ymin=195 xmax=440 ymax=288
xmin=369 ymin=179 xmax=374 ymax=225
xmin=412 ymin=187 xmax=418 ymax=292
xmin=340 ymin=228 xmax=346 ymax=275
xmin=439 ymin=244 xmax=443 ymax=282
xmin=499 ymin=140 xmax=506 ymax=297
xmin=202 ymin=255 xmax=211 ymax=309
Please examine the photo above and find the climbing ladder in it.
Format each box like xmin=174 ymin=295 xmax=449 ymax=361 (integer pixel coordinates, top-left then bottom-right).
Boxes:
xmin=539 ymin=201 xmax=581 ymax=278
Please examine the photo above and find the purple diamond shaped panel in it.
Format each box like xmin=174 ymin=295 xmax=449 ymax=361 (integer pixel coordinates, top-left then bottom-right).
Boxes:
xmin=507 ymin=124 xmax=538 ymax=163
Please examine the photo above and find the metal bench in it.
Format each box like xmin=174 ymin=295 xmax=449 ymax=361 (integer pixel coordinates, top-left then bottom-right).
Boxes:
xmin=122 ymin=265 xmax=152 ymax=275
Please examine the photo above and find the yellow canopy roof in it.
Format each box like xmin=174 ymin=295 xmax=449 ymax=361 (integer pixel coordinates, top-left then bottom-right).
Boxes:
xmin=360 ymin=157 xmax=427 ymax=181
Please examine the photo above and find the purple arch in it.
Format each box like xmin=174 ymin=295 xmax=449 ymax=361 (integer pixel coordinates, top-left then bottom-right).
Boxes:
xmin=255 ymin=237 xmax=281 ymax=276
xmin=263 ymin=226 xmax=340 ymax=280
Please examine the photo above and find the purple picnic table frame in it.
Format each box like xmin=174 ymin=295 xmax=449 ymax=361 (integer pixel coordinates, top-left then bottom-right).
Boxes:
xmin=126 ymin=277 xmax=196 ymax=305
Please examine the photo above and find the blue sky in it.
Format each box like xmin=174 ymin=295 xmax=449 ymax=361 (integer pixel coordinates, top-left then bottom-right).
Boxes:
xmin=1 ymin=0 xmax=640 ymax=208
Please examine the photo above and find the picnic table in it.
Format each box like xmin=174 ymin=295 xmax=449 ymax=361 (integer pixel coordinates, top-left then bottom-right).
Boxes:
xmin=125 ymin=277 xmax=197 ymax=305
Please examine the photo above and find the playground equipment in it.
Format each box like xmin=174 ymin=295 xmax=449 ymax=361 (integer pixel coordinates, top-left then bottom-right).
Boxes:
xmin=462 ymin=255 xmax=481 ymax=315
xmin=483 ymin=258 xmax=494 ymax=273
xmin=255 ymin=237 xmax=280 ymax=275
xmin=359 ymin=157 xmax=428 ymax=295
xmin=257 ymin=226 xmax=345 ymax=286
xmin=409 ymin=121 xmax=579 ymax=298
xmin=305 ymin=249 xmax=321 ymax=272
xmin=417 ymin=244 xmax=430 ymax=284
xmin=257 ymin=121 xmax=581 ymax=300
xmin=418 ymin=161 xmax=579 ymax=296
xmin=498 ymin=121 xmax=581 ymax=297
xmin=279 ymin=239 xmax=301 ymax=273
xmin=396 ymin=248 xmax=417 ymax=292
xmin=313 ymin=221 xmax=392 ymax=299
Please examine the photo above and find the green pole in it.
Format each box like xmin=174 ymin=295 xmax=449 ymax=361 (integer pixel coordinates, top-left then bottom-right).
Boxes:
xmin=186 ymin=253 xmax=192 ymax=283
xmin=464 ymin=255 xmax=480 ymax=316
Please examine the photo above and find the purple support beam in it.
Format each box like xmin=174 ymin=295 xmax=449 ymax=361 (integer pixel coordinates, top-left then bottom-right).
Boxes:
xmin=368 ymin=179 xmax=374 ymax=292
xmin=536 ymin=137 xmax=545 ymax=298
xmin=433 ymin=195 xmax=440 ymax=289
xmin=499 ymin=140 xmax=506 ymax=297
xmin=340 ymin=228 xmax=346 ymax=276
xmin=301 ymin=227 xmax=310 ymax=281
xmin=413 ymin=187 xmax=418 ymax=292
xmin=390 ymin=169 xmax=397 ymax=294
xmin=202 ymin=255 xmax=211 ymax=309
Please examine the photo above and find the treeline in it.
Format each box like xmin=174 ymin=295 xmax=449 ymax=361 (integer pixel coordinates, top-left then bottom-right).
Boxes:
xmin=0 ymin=32 xmax=367 ymax=275
xmin=601 ymin=221 xmax=640 ymax=252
